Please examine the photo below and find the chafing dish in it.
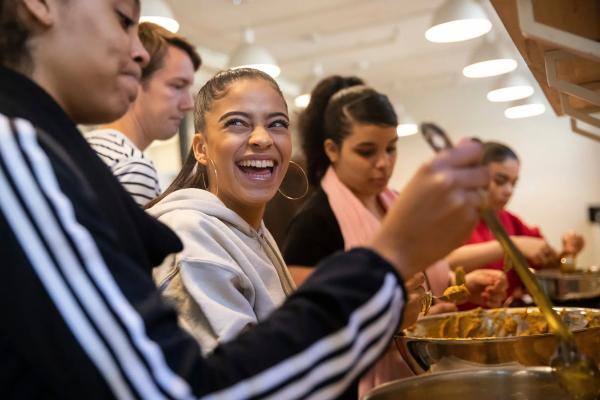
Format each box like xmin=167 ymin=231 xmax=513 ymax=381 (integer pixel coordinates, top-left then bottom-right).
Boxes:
xmin=536 ymin=268 xmax=600 ymax=301
xmin=364 ymin=367 xmax=569 ymax=400
xmin=395 ymin=307 xmax=600 ymax=375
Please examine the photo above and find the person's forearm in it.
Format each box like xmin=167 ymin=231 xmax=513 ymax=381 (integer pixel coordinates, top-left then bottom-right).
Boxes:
xmin=446 ymin=241 xmax=505 ymax=272
xmin=200 ymin=249 xmax=406 ymax=398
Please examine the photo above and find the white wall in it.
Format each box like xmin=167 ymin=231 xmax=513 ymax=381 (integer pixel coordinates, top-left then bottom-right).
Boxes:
xmin=388 ymin=79 xmax=600 ymax=267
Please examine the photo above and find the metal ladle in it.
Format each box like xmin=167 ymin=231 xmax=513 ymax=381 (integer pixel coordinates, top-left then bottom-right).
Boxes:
xmin=420 ymin=123 xmax=600 ymax=400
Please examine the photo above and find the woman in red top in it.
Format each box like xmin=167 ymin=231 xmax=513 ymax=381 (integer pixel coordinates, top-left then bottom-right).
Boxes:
xmin=448 ymin=141 xmax=585 ymax=306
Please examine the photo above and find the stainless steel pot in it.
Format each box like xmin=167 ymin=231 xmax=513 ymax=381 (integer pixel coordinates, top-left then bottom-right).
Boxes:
xmin=364 ymin=367 xmax=569 ymax=400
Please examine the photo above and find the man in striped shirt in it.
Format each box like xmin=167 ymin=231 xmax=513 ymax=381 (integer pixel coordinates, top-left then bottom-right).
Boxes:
xmin=0 ymin=1 xmax=488 ymax=399
xmin=86 ymin=22 xmax=201 ymax=206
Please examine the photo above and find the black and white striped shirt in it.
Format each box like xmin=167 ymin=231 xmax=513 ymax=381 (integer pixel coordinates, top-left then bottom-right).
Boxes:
xmin=86 ymin=129 xmax=161 ymax=206
xmin=1 ymin=65 xmax=406 ymax=400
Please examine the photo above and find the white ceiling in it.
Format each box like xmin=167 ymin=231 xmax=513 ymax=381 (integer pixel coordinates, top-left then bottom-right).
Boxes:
xmin=168 ymin=0 xmax=522 ymax=103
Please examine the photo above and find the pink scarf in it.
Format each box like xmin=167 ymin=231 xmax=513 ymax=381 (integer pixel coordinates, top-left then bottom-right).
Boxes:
xmin=321 ymin=166 xmax=450 ymax=398
xmin=321 ymin=167 xmax=396 ymax=250
xmin=321 ymin=166 xmax=449 ymax=295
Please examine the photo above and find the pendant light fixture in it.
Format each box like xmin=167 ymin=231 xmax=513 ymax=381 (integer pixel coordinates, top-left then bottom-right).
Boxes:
xmin=396 ymin=105 xmax=418 ymax=137
xmin=504 ymin=95 xmax=546 ymax=119
xmin=486 ymin=73 xmax=534 ymax=102
xmin=294 ymin=63 xmax=324 ymax=109
xmin=463 ymin=42 xmax=517 ymax=78
xmin=229 ymin=29 xmax=280 ymax=78
xmin=425 ymin=0 xmax=492 ymax=43
xmin=140 ymin=0 xmax=180 ymax=33
xmin=294 ymin=93 xmax=311 ymax=109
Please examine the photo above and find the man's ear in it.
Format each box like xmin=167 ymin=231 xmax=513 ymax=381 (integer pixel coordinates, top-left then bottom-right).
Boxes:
xmin=21 ymin=0 xmax=55 ymax=27
xmin=323 ymin=138 xmax=340 ymax=165
xmin=192 ymin=133 xmax=208 ymax=166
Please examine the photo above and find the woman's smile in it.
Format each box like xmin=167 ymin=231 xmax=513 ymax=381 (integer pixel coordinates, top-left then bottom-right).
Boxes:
xmin=235 ymin=157 xmax=279 ymax=183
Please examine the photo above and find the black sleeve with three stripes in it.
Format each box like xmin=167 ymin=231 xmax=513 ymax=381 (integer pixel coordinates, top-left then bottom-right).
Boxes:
xmin=0 ymin=115 xmax=406 ymax=400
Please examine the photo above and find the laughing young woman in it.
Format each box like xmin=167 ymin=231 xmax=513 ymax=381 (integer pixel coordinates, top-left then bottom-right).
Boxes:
xmin=146 ymin=68 xmax=296 ymax=353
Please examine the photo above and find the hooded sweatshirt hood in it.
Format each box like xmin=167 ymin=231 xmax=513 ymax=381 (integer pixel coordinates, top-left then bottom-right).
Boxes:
xmin=150 ymin=188 xmax=257 ymax=238
xmin=149 ymin=188 xmax=295 ymax=294
xmin=147 ymin=188 xmax=296 ymax=352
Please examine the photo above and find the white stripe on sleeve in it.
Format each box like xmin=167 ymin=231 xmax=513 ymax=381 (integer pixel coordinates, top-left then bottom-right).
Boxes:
xmin=5 ymin=116 xmax=193 ymax=400
xmin=304 ymin=287 xmax=403 ymax=400
xmin=202 ymin=273 xmax=403 ymax=400
xmin=0 ymin=116 xmax=135 ymax=400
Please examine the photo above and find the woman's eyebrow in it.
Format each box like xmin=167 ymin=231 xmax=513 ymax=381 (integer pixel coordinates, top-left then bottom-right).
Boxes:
xmin=267 ymin=112 xmax=289 ymax=121
xmin=354 ymin=141 xmax=376 ymax=148
xmin=218 ymin=111 xmax=251 ymax=122
xmin=218 ymin=111 xmax=289 ymax=122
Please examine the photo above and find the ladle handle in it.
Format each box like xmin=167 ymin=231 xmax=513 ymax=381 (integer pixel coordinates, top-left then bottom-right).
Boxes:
xmin=480 ymin=209 xmax=572 ymax=340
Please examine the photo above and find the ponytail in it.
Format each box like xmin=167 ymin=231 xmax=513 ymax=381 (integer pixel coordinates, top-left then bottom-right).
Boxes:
xmin=299 ymin=76 xmax=364 ymax=186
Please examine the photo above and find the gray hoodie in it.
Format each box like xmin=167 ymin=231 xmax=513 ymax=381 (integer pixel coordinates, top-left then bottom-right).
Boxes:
xmin=148 ymin=188 xmax=295 ymax=353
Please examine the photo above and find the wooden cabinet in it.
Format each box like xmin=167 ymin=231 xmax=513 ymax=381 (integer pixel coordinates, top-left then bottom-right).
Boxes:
xmin=491 ymin=0 xmax=600 ymax=140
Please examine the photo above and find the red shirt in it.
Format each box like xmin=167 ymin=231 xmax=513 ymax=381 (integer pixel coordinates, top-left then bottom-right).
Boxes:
xmin=461 ymin=210 xmax=542 ymax=309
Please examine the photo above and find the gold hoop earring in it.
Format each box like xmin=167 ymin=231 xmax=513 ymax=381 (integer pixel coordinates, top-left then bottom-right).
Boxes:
xmin=278 ymin=160 xmax=309 ymax=200
xmin=201 ymin=166 xmax=208 ymax=190
xmin=207 ymin=158 xmax=219 ymax=197
xmin=193 ymin=161 xmax=209 ymax=190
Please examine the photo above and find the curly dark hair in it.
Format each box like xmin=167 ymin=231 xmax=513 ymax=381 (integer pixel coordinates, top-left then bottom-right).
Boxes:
xmin=298 ymin=75 xmax=398 ymax=186
xmin=146 ymin=68 xmax=285 ymax=208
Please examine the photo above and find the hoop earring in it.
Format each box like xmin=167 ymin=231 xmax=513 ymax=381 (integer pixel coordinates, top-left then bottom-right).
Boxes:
xmin=201 ymin=168 xmax=208 ymax=190
xmin=192 ymin=161 xmax=210 ymax=190
xmin=207 ymin=158 xmax=219 ymax=197
xmin=278 ymin=160 xmax=309 ymax=200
